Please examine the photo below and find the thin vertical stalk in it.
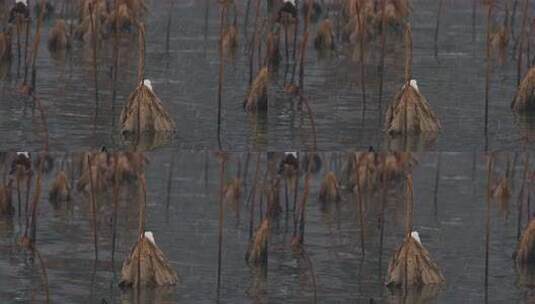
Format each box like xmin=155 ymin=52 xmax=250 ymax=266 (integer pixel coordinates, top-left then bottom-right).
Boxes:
xmin=217 ymin=4 xmax=227 ymax=148
xmin=484 ymin=3 xmax=493 ymax=135
xmin=517 ymin=0 xmax=529 ymax=86
xmin=433 ymin=153 xmax=442 ymax=217
xmin=87 ymin=155 xmax=99 ymax=261
xmin=216 ymin=155 xmax=227 ymax=297
xmin=354 ymin=154 xmax=365 ymax=257
xmin=434 ymin=0 xmax=444 ymax=58
xmin=111 ymin=154 xmax=120 ymax=267
xmin=249 ymin=154 xmax=261 ymax=239
xmin=484 ymin=154 xmax=494 ymax=288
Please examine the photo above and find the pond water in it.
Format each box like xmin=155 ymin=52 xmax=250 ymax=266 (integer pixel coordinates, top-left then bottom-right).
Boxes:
xmin=0 ymin=0 xmax=535 ymax=151
xmin=0 ymin=151 xmax=533 ymax=303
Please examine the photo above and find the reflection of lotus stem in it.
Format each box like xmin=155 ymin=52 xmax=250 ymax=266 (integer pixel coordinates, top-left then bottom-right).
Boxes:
xmin=30 ymin=0 xmax=48 ymax=92
xmin=433 ymin=153 xmax=442 ymax=216
xmin=434 ymin=0 xmax=444 ymax=57
xmin=216 ymin=155 xmax=226 ymax=296
xmin=217 ymin=3 xmax=226 ymax=147
xmin=249 ymin=153 xmax=261 ymax=239
xmin=378 ymin=0 xmax=387 ymax=110
xmin=136 ymin=170 xmax=148 ymax=293
xmin=355 ymin=1 xmax=366 ymax=108
xmin=378 ymin=157 xmax=388 ymax=280
xmin=111 ymin=154 xmax=120 ymax=266
xmin=249 ymin=0 xmax=262 ymax=85
xmin=354 ymin=154 xmax=365 ymax=257
xmin=298 ymin=0 xmax=313 ymax=99
xmin=516 ymin=154 xmax=530 ymax=240
xmin=485 ymin=154 xmax=494 ymax=288
xmin=518 ymin=0 xmax=529 ymax=86
xmin=485 ymin=3 xmax=492 ymax=134
xmin=87 ymin=155 xmax=99 ymax=261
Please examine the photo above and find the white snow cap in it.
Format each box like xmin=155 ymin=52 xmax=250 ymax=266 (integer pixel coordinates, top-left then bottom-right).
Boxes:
xmin=285 ymin=152 xmax=297 ymax=158
xmin=143 ymin=79 xmax=153 ymax=91
xmin=409 ymin=79 xmax=419 ymax=92
xmin=17 ymin=152 xmax=30 ymax=159
xmin=284 ymin=0 xmax=296 ymax=5
xmin=144 ymin=231 xmax=156 ymax=244
xmin=411 ymin=231 xmax=422 ymax=245
xmin=16 ymin=0 xmax=27 ymax=6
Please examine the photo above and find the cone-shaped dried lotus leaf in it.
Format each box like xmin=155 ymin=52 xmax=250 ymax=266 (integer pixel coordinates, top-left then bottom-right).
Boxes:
xmin=244 ymin=67 xmax=269 ymax=112
xmin=120 ymin=83 xmax=176 ymax=135
xmin=319 ymin=171 xmax=341 ymax=203
xmin=222 ymin=24 xmax=238 ymax=56
xmin=49 ymin=170 xmax=70 ymax=204
xmin=385 ymin=81 xmax=441 ymax=135
xmin=515 ymin=219 xmax=535 ymax=265
xmin=246 ymin=219 xmax=270 ymax=266
xmin=0 ymin=30 xmax=11 ymax=62
xmin=0 ymin=183 xmax=14 ymax=217
xmin=386 ymin=234 xmax=445 ymax=287
xmin=314 ymin=19 xmax=335 ymax=51
xmin=48 ymin=19 xmax=71 ymax=52
xmin=223 ymin=177 xmax=241 ymax=209
xmin=120 ymin=233 xmax=178 ymax=287
xmin=512 ymin=67 xmax=535 ymax=112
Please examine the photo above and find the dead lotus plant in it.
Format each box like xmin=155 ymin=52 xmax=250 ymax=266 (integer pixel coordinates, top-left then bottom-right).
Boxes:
xmin=0 ymin=180 xmax=14 ymax=217
xmin=48 ymin=19 xmax=71 ymax=52
xmin=120 ymin=172 xmax=178 ymax=288
xmin=512 ymin=67 xmax=535 ymax=112
xmin=385 ymin=25 xmax=441 ymax=135
xmin=515 ymin=219 xmax=535 ymax=265
xmin=49 ymin=170 xmax=71 ymax=206
xmin=119 ymin=231 xmax=179 ymax=287
xmin=246 ymin=218 xmax=270 ymax=267
xmin=120 ymin=24 xmax=175 ymax=136
xmin=386 ymin=175 xmax=445 ymax=287
xmin=0 ymin=28 xmax=12 ymax=62
xmin=244 ymin=67 xmax=269 ymax=112
xmin=223 ymin=177 xmax=241 ymax=210
xmin=314 ymin=19 xmax=335 ymax=51
xmin=319 ymin=171 xmax=341 ymax=203
xmin=386 ymin=233 xmax=445 ymax=287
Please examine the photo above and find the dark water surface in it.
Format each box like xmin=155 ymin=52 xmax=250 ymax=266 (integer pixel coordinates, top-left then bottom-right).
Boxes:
xmin=0 ymin=1 xmax=535 ymax=151
xmin=0 ymin=152 xmax=532 ymax=303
